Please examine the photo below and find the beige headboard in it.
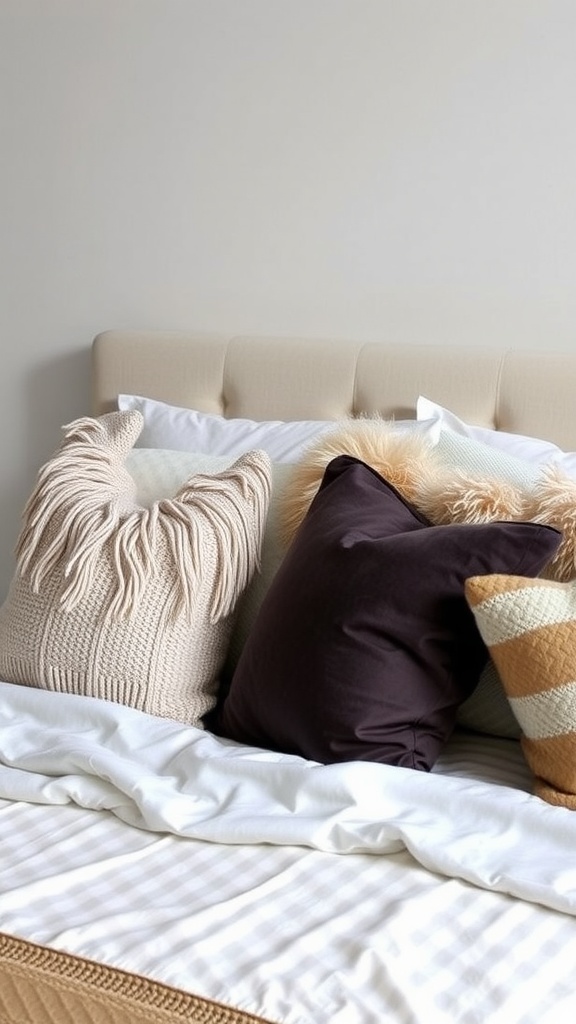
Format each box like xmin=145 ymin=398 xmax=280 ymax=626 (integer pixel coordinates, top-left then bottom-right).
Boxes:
xmin=92 ymin=330 xmax=576 ymax=450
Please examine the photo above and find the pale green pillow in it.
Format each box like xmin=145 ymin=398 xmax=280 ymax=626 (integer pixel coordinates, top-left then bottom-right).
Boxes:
xmin=433 ymin=429 xmax=538 ymax=739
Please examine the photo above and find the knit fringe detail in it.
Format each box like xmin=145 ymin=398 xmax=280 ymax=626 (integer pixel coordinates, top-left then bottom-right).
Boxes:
xmin=15 ymin=416 xmax=271 ymax=624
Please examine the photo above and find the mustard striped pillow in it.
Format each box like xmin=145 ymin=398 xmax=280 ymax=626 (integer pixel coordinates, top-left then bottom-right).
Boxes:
xmin=465 ymin=574 xmax=576 ymax=809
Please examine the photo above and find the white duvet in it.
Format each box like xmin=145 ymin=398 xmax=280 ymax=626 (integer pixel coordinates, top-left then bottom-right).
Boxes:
xmin=1 ymin=679 xmax=576 ymax=917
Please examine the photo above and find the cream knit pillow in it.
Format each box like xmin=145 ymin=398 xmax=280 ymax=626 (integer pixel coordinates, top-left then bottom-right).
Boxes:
xmin=0 ymin=411 xmax=272 ymax=726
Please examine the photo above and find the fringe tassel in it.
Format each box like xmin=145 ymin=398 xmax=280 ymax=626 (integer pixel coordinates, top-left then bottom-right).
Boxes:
xmin=154 ymin=452 xmax=271 ymax=625
xmin=15 ymin=416 xmax=271 ymax=625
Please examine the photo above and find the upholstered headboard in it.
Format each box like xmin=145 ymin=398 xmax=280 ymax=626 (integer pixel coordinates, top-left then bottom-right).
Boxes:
xmin=92 ymin=330 xmax=576 ymax=450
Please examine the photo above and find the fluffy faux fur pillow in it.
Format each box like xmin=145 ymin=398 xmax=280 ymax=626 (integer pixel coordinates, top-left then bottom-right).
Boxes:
xmin=0 ymin=411 xmax=272 ymax=726
xmin=280 ymin=419 xmax=450 ymax=546
xmin=280 ymin=418 xmax=576 ymax=583
xmin=522 ymin=465 xmax=576 ymax=583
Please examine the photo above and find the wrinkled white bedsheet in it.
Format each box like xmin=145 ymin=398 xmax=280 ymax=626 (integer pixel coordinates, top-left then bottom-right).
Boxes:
xmin=1 ymin=680 xmax=576 ymax=916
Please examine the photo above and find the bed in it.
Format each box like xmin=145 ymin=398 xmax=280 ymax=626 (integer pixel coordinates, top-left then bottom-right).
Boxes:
xmin=2 ymin=329 xmax=576 ymax=1024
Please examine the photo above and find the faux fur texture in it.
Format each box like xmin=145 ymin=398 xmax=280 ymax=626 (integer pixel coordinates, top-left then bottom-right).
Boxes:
xmin=524 ymin=465 xmax=576 ymax=582
xmin=280 ymin=418 xmax=576 ymax=582
xmin=417 ymin=473 xmax=527 ymax=528
xmin=280 ymin=419 xmax=445 ymax=545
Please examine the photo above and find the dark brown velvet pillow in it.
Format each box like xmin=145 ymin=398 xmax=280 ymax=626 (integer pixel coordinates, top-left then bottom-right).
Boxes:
xmin=216 ymin=456 xmax=561 ymax=770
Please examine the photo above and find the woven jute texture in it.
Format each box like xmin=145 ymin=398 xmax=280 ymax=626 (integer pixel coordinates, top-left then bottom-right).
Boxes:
xmin=0 ymin=932 xmax=272 ymax=1024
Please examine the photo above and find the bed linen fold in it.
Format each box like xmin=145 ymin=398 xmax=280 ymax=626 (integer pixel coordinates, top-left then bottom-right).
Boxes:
xmin=1 ymin=681 xmax=576 ymax=916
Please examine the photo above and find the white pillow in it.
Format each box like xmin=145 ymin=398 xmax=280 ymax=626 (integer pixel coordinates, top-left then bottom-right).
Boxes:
xmin=118 ymin=394 xmax=333 ymax=463
xmin=417 ymin=396 xmax=576 ymax=476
